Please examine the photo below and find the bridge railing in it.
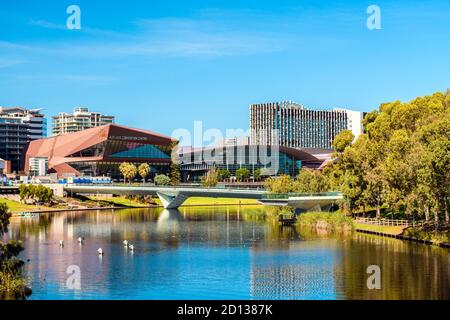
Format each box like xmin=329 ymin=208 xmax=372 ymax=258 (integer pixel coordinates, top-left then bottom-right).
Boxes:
xmin=261 ymin=192 xmax=343 ymax=200
xmin=65 ymin=184 xmax=267 ymax=192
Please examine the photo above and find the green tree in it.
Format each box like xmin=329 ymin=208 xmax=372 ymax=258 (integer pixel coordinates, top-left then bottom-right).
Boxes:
xmin=264 ymin=175 xmax=296 ymax=194
xmin=138 ymin=163 xmax=151 ymax=183
xmin=154 ymin=174 xmax=171 ymax=186
xmin=253 ymin=168 xmax=262 ymax=181
xmin=333 ymin=130 xmax=355 ymax=153
xmin=326 ymin=90 xmax=449 ymax=223
xmin=119 ymin=162 xmax=138 ymax=184
xmin=201 ymin=168 xmax=219 ymax=187
xmin=0 ymin=203 xmax=31 ymax=299
xmin=18 ymin=184 xmax=30 ymax=203
xmin=217 ymin=169 xmax=231 ymax=181
xmin=170 ymin=163 xmax=181 ymax=186
xmin=296 ymin=168 xmax=329 ymax=193
xmin=169 ymin=140 xmax=181 ymax=186
xmin=236 ymin=168 xmax=250 ymax=182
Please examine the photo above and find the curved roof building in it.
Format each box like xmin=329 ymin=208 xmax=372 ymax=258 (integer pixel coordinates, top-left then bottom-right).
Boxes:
xmin=24 ymin=124 xmax=175 ymax=179
xmin=177 ymin=145 xmax=323 ymax=182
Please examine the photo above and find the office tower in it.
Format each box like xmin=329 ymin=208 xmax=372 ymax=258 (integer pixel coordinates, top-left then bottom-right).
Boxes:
xmin=249 ymin=101 xmax=363 ymax=149
xmin=0 ymin=107 xmax=47 ymax=173
xmin=52 ymin=107 xmax=115 ymax=136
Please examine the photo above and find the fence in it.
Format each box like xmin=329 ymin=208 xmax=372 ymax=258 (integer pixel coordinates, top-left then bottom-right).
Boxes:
xmin=354 ymin=217 xmax=426 ymax=227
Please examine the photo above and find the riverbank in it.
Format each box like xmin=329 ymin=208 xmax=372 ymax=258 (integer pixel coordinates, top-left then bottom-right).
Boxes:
xmin=296 ymin=212 xmax=353 ymax=232
xmin=87 ymin=196 xmax=259 ymax=207
xmin=295 ymin=211 xmax=450 ymax=248
xmin=355 ymin=222 xmax=450 ymax=248
xmin=1 ymin=196 xmax=261 ymax=214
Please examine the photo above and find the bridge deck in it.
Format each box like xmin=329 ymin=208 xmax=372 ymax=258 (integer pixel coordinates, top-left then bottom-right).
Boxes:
xmin=64 ymin=185 xmax=343 ymax=210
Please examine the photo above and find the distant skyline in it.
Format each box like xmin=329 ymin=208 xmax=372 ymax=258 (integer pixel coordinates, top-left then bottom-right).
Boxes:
xmin=1 ymin=0 xmax=449 ymax=138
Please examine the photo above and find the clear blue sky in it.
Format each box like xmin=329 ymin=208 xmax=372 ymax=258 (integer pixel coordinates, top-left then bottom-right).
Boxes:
xmin=1 ymin=0 xmax=449 ymax=138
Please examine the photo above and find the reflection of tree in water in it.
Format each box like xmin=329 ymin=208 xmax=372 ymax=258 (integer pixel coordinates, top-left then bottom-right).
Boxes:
xmin=340 ymin=234 xmax=450 ymax=300
xmin=9 ymin=214 xmax=53 ymax=239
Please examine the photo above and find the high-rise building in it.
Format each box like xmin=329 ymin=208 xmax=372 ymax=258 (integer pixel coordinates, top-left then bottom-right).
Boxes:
xmin=29 ymin=157 xmax=49 ymax=176
xmin=249 ymin=101 xmax=364 ymax=150
xmin=0 ymin=107 xmax=47 ymax=173
xmin=52 ymin=107 xmax=115 ymax=136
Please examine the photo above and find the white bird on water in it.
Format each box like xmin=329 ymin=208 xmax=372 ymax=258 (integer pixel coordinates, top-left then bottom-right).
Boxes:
xmin=97 ymin=248 xmax=104 ymax=256
xmin=123 ymin=240 xmax=129 ymax=247
xmin=129 ymin=245 xmax=134 ymax=252
xmin=59 ymin=240 xmax=64 ymax=247
xmin=77 ymin=237 xmax=84 ymax=244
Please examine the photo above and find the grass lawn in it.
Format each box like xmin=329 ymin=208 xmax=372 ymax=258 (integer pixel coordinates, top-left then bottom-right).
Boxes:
xmin=354 ymin=223 xmax=407 ymax=236
xmin=0 ymin=198 xmax=52 ymax=213
xmin=87 ymin=196 xmax=152 ymax=208
xmin=178 ymin=197 xmax=259 ymax=206
xmin=89 ymin=196 xmax=259 ymax=207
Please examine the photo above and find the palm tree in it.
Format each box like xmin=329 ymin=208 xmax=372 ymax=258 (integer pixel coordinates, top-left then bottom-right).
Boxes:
xmin=138 ymin=163 xmax=151 ymax=183
xmin=119 ymin=162 xmax=130 ymax=183
xmin=119 ymin=162 xmax=138 ymax=184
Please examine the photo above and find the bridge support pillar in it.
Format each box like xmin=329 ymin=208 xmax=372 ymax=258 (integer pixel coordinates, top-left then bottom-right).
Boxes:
xmin=156 ymin=191 xmax=189 ymax=209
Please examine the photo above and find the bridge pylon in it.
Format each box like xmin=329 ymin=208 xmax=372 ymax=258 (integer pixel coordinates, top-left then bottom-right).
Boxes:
xmin=156 ymin=191 xmax=189 ymax=209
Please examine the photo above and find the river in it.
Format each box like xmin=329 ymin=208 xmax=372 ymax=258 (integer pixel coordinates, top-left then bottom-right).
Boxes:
xmin=6 ymin=206 xmax=450 ymax=300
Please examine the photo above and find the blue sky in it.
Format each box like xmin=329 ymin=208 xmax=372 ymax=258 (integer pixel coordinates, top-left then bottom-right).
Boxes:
xmin=1 ymin=0 xmax=449 ymax=139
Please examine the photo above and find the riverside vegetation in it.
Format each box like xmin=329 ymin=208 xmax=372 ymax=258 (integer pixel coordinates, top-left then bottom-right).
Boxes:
xmin=0 ymin=203 xmax=31 ymax=299
xmin=265 ymin=91 xmax=450 ymax=243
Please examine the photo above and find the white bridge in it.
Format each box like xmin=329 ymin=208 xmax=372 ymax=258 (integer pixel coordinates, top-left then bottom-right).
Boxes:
xmin=64 ymin=185 xmax=343 ymax=210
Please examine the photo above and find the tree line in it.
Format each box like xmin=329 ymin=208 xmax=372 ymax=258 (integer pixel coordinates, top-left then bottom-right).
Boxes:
xmin=265 ymin=91 xmax=450 ymax=225
xmin=19 ymin=184 xmax=54 ymax=205
xmin=118 ymin=162 xmax=180 ymax=186
xmin=201 ymin=168 xmax=260 ymax=187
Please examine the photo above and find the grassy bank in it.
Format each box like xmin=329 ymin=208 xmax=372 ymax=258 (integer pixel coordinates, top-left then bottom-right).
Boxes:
xmin=403 ymin=227 xmax=450 ymax=245
xmin=0 ymin=199 xmax=52 ymax=213
xmin=1 ymin=196 xmax=261 ymax=214
xmin=354 ymin=223 xmax=407 ymax=236
xmin=86 ymin=196 xmax=153 ymax=208
xmin=87 ymin=196 xmax=259 ymax=208
xmin=297 ymin=212 xmax=354 ymax=232
xmin=179 ymin=197 xmax=259 ymax=206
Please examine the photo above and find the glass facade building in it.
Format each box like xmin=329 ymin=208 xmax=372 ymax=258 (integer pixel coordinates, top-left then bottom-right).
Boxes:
xmin=250 ymin=101 xmax=363 ymax=150
xmin=178 ymin=145 xmax=322 ymax=182
xmin=25 ymin=124 xmax=174 ymax=180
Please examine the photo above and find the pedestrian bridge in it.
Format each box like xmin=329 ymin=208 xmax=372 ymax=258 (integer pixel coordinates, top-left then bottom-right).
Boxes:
xmin=64 ymin=185 xmax=343 ymax=210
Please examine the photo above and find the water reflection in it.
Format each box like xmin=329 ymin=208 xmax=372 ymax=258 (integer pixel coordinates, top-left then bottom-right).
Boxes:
xmin=6 ymin=207 xmax=450 ymax=300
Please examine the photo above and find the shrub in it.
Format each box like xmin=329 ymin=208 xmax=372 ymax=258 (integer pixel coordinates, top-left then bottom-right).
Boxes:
xmin=297 ymin=212 xmax=354 ymax=232
xmin=154 ymin=174 xmax=171 ymax=186
xmin=236 ymin=168 xmax=250 ymax=182
xmin=202 ymin=168 xmax=219 ymax=187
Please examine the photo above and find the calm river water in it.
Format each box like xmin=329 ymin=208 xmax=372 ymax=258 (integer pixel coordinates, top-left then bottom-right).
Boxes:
xmin=6 ymin=206 xmax=450 ymax=300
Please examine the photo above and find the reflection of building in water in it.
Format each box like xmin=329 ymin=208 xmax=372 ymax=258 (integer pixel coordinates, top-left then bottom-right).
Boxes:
xmin=251 ymin=265 xmax=337 ymax=299
xmin=156 ymin=209 xmax=181 ymax=235
xmin=250 ymin=240 xmax=343 ymax=300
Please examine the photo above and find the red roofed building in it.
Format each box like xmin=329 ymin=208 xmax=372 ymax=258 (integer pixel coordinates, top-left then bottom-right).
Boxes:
xmin=24 ymin=124 xmax=175 ymax=179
